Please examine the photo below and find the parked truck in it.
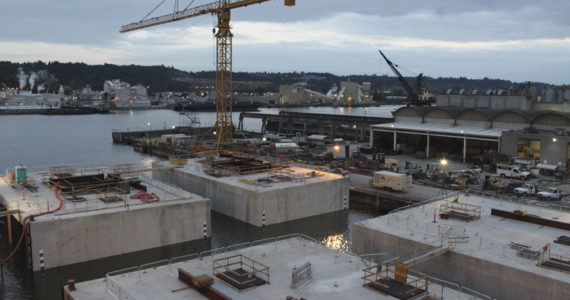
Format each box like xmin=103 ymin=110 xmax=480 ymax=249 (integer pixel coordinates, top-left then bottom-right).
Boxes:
xmin=513 ymin=184 xmax=536 ymax=196
xmin=537 ymin=187 xmax=562 ymax=200
xmin=496 ymin=164 xmax=531 ymax=180
xmin=370 ymin=171 xmax=412 ymax=192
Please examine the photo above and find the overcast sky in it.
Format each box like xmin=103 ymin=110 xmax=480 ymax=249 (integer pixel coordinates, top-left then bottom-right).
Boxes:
xmin=1 ymin=0 xmax=569 ymax=84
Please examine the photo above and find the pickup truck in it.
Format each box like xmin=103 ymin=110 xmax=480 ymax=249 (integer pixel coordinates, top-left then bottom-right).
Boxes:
xmin=496 ymin=166 xmax=531 ymax=180
xmin=537 ymin=187 xmax=562 ymax=200
xmin=513 ymin=184 xmax=536 ymax=196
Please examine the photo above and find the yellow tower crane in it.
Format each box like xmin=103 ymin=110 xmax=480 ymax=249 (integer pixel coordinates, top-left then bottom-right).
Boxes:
xmin=121 ymin=0 xmax=296 ymax=153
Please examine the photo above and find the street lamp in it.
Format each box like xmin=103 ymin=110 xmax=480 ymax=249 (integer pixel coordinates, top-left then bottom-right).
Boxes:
xmin=440 ymin=159 xmax=448 ymax=197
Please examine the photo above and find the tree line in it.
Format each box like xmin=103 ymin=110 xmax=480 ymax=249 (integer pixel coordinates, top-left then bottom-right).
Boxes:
xmin=0 ymin=61 xmax=556 ymax=95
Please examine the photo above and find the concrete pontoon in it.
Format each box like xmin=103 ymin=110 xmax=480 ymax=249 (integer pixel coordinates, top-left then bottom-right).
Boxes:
xmin=152 ymin=153 xmax=349 ymax=227
xmin=0 ymin=166 xmax=210 ymax=271
xmin=352 ymin=193 xmax=570 ymax=299
xmin=64 ymin=234 xmax=482 ymax=300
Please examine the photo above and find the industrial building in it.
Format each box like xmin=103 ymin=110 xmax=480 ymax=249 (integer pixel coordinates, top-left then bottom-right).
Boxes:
xmin=271 ymin=81 xmax=373 ymax=106
xmin=104 ymin=79 xmax=151 ymax=108
xmin=278 ymin=85 xmax=335 ymax=105
xmin=436 ymin=90 xmax=533 ymax=110
xmin=370 ymin=106 xmax=570 ymax=168
xmin=436 ymin=85 xmax=570 ymax=112
xmin=0 ymin=88 xmax=64 ymax=107
xmin=337 ymin=81 xmax=372 ymax=105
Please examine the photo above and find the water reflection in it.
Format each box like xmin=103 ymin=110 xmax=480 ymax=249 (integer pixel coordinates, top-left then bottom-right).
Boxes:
xmin=141 ymin=156 xmax=156 ymax=168
xmin=322 ymin=234 xmax=349 ymax=252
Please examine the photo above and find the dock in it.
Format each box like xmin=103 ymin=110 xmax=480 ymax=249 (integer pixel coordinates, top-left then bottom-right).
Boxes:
xmin=111 ymin=126 xmax=209 ymax=145
xmin=0 ymin=165 xmax=211 ymax=271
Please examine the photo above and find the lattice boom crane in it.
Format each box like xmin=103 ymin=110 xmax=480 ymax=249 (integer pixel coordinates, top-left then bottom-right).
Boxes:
xmin=121 ymin=0 xmax=296 ymax=151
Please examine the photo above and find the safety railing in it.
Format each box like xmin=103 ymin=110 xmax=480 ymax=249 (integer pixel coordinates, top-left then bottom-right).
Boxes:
xmin=104 ymin=233 xmax=345 ymax=294
xmin=105 ymin=266 xmax=139 ymax=300
xmin=106 ymin=232 xmax=474 ymax=299
xmin=427 ymin=276 xmax=493 ymax=300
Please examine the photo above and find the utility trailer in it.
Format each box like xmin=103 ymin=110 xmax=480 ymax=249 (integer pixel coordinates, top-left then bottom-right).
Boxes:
xmin=370 ymin=171 xmax=412 ymax=192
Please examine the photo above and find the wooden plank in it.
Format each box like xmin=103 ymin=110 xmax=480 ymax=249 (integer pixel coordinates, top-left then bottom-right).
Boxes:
xmin=178 ymin=269 xmax=232 ymax=300
xmin=394 ymin=261 xmax=408 ymax=284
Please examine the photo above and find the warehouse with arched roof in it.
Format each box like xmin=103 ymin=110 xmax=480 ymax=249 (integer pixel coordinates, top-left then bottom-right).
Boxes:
xmin=370 ymin=106 xmax=570 ymax=168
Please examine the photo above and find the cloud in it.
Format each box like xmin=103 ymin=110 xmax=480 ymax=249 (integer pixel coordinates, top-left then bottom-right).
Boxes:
xmin=2 ymin=1 xmax=570 ymax=84
xmin=0 ymin=41 xmax=128 ymax=63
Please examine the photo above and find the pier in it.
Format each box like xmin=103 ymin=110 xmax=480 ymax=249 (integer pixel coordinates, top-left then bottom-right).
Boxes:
xmin=111 ymin=126 xmax=209 ymax=145
xmin=238 ymin=111 xmax=393 ymax=141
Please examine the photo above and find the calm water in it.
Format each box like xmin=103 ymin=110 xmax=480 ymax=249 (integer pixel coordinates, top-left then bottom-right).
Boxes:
xmin=0 ymin=106 xmax=398 ymax=299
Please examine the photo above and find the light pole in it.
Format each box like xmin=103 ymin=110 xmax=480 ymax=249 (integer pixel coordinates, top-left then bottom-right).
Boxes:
xmin=440 ymin=159 xmax=448 ymax=198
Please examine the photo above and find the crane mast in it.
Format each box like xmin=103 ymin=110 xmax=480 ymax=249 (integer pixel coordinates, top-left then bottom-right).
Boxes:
xmin=120 ymin=0 xmax=296 ymax=152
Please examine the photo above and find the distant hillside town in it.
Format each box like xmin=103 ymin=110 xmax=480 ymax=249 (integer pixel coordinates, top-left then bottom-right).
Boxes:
xmin=1 ymin=61 xmax=569 ymax=109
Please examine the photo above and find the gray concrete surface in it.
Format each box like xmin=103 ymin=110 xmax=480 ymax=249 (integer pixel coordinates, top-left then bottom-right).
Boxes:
xmin=0 ymin=170 xmax=211 ymax=271
xmin=67 ymin=235 xmax=478 ymax=300
xmin=30 ymin=199 xmax=210 ymax=271
xmin=414 ymin=251 xmax=570 ymax=300
xmin=153 ymin=161 xmax=349 ymax=227
xmin=351 ymin=194 xmax=570 ymax=300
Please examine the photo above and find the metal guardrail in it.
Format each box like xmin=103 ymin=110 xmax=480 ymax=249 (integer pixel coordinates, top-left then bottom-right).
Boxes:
xmin=104 ymin=233 xmax=350 ymax=297
xmin=103 ymin=232 xmax=499 ymax=300
xmin=428 ymin=276 xmax=494 ymax=300
xmin=105 ymin=266 xmax=139 ymax=300
xmin=388 ymin=191 xmax=462 ymax=215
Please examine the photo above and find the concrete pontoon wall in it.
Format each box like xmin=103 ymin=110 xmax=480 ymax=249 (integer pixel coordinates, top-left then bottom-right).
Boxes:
xmin=413 ymin=252 xmax=570 ymax=300
xmin=352 ymin=222 xmax=435 ymax=258
xmin=153 ymin=167 xmax=348 ymax=227
xmin=352 ymin=223 xmax=570 ymax=300
xmin=29 ymin=200 xmax=210 ymax=271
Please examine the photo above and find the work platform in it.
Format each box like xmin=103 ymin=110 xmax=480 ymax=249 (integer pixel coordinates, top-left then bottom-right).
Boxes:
xmin=152 ymin=153 xmax=349 ymax=227
xmin=0 ymin=166 xmax=210 ymax=271
xmin=352 ymin=194 xmax=570 ymax=299
xmin=65 ymin=234 xmax=477 ymax=300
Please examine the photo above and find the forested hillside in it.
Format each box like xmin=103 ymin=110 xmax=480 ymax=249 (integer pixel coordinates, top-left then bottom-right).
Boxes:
xmin=0 ymin=61 xmax=554 ymax=95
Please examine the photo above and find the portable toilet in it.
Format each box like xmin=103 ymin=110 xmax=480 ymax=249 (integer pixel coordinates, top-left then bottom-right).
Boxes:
xmin=14 ymin=165 xmax=27 ymax=185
